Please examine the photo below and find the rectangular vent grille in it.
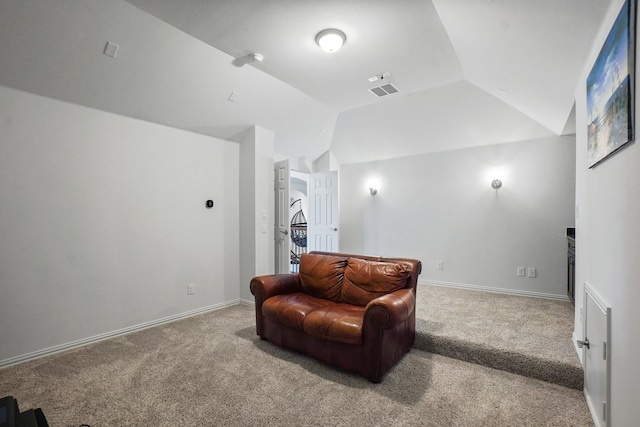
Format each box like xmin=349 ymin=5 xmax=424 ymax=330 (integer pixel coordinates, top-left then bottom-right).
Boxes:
xmin=369 ymin=83 xmax=399 ymax=97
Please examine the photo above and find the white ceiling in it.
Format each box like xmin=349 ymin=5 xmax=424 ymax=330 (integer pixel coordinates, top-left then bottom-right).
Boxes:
xmin=125 ymin=0 xmax=608 ymax=125
xmin=125 ymin=0 xmax=464 ymax=112
xmin=0 ymin=0 xmax=339 ymax=162
xmin=0 ymin=0 xmax=615 ymax=165
xmin=434 ymin=0 xmax=608 ymax=135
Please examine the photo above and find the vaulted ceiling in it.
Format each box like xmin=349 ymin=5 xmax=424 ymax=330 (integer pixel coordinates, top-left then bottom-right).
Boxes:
xmin=0 ymin=1 xmax=614 ymax=165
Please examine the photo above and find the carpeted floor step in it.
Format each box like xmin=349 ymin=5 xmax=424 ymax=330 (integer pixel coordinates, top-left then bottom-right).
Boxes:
xmin=414 ymin=284 xmax=583 ymax=390
xmin=413 ymin=331 xmax=583 ymax=389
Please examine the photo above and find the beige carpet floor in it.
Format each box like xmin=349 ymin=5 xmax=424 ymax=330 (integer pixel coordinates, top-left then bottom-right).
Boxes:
xmin=0 ymin=304 xmax=592 ymax=426
xmin=414 ymin=284 xmax=582 ymax=389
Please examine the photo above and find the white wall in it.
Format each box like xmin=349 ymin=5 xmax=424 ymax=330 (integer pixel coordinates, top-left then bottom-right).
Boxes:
xmin=339 ymin=136 xmax=576 ymax=297
xmin=238 ymin=126 xmax=275 ymax=303
xmin=574 ymin=0 xmax=640 ymax=424
xmin=0 ymin=86 xmax=240 ymax=364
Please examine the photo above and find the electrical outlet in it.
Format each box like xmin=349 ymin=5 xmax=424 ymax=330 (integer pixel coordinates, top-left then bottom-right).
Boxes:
xmin=517 ymin=267 xmax=526 ymax=277
xmin=528 ymin=268 xmax=537 ymax=278
xmin=187 ymin=283 xmax=195 ymax=295
xmin=437 ymin=261 xmax=444 ymax=270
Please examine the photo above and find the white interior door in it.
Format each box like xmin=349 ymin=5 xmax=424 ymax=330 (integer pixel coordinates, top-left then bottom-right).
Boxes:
xmin=307 ymin=171 xmax=339 ymax=252
xmin=274 ymin=160 xmax=290 ymax=273
xmin=583 ymin=282 xmax=611 ymax=427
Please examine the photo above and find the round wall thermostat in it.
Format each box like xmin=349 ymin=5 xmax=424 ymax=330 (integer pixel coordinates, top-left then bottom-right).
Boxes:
xmin=206 ymin=200 xmax=214 ymax=208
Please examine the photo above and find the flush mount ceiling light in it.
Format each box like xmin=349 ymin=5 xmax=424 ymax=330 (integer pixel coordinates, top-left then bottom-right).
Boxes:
xmin=315 ymin=29 xmax=346 ymax=53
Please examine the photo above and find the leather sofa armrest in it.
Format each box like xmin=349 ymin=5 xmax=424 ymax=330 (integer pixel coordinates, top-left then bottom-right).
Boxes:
xmin=250 ymin=274 xmax=301 ymax=303
xmin=362 ymin=289 xmax=416 ymax=382
xmin=250 ymin=274 xmax=301 ymax=339
xmin=364 ymin=288 xmax=415 ymax=327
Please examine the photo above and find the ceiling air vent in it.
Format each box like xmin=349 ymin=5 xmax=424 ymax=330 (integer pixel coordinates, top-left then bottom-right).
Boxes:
xmin=368 ymin=83 xmax=399 ymax=98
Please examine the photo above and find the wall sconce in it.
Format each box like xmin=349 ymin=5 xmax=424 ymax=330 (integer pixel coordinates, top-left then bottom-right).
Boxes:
xmin=491 ymin=179 xmax=503 ymax=190
xmin=367 ymin=178 xmax=379 ymax=196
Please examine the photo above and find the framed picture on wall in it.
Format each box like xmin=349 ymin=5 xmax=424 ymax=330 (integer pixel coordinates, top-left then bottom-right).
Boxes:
xmin=586 ymin=0 xmax=636 ymax=168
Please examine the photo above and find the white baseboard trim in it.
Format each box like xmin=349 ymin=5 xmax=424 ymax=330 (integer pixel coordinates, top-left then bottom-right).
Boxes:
xmin=239 ymin=298 xmax=255 ymax=307
xmin=422 ymin=280 xmax=571 ymax=301
xmin=0 ymin=300 xmax=241 ymax=369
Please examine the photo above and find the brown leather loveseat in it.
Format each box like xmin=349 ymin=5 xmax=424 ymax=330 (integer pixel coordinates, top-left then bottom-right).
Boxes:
xmin=250 ymin=251 xmax=422 ymax=382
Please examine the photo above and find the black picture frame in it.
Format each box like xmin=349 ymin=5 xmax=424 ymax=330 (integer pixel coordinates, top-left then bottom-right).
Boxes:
xmin=586 ymin=0 xmax=637 ymax=168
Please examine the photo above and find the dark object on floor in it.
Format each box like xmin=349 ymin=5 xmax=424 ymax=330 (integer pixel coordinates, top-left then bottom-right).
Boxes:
xmin=250 ymin=251 xmax=422 ymax=382
xmin=0 ymin=396 xmax=49 ymax=427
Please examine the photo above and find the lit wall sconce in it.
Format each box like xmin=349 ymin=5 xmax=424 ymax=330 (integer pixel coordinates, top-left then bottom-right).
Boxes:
xmin=367 ymin=178 xmax=380 ymax=196
xmin=491 ymin=179 xmax=503 ymax=190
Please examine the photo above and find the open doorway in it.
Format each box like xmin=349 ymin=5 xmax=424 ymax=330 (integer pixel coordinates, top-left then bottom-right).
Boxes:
xmin=274 ymin=160 xmax=339 ymax=274
xmin=289 ymin=171 xmax=308 ymax=272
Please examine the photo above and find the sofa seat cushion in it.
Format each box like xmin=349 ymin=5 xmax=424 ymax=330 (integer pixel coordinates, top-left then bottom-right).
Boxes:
xmin=299 ymin=253 xmax=348 ymax=302
xmin=262 ymin=293 xmax=336 ymax=331
xmin=303 ymin=304 xmax=366 ymax=345
xmin=341 ymin=257 xmax=410 ymax=306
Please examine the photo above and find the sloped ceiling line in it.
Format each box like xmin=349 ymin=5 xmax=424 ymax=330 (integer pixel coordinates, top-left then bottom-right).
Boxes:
xmin=0 ymin=0 xmax=612 ymax=165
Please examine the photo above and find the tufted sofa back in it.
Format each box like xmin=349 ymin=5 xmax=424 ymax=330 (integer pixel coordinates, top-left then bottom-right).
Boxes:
xmin=299 ymin=252 xmax=422 ymax=307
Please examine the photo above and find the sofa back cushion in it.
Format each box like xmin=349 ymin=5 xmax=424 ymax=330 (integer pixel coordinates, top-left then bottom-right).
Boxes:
xmin=340 ymin=257 xmax=410 ymax=306
xmin=299 ymin=253 xmax=348 ymax=302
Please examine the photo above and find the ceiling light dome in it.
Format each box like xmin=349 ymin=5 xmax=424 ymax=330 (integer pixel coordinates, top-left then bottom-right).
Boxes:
xmin=315 ymin=29 xmax=346 ymax=53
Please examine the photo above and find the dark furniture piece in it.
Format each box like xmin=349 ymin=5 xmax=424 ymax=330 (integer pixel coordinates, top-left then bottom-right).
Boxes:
xmin=0 ymin=396 xmax=48 ymax=427
xmin=567 ymin=228 xmax=575 ymax=304
xmin=250 ymin=251 xmax=422 ymax=382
